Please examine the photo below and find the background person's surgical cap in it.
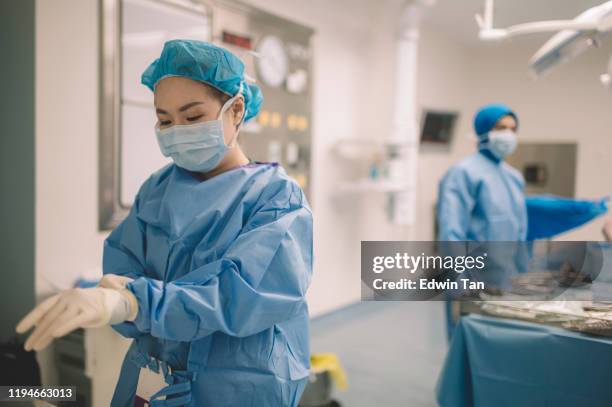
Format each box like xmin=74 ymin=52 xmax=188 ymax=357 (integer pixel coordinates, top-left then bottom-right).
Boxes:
xmin=141 ymin=39 xmax=263 ymax=122
xmin=473 ymin=103 xmax=519 ymax=138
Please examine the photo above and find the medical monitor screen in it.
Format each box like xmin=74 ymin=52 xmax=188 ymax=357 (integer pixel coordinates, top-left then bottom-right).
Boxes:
xmin=420 ymin=110 xmax=458 ymax=144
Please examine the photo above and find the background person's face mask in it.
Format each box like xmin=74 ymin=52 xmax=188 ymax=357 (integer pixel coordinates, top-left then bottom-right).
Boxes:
xmin=155 ymin=95 xmax=241 ymax=172
xmin=486 ymin=129 xmax=517 ymax=160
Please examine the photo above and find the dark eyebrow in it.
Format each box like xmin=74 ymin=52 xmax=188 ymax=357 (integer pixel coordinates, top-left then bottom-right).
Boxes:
xmin=155 ymin=101 xmax=205 ymax=115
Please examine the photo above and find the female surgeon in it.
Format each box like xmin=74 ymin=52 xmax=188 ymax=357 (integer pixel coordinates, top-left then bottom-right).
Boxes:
xmin=16 ymin=40 xmax=313 ymax=406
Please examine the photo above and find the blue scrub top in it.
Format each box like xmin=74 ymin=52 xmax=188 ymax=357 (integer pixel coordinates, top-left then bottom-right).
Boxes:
xmin=103 ymin=162 xmax=312 ymax=406
xmin=437 ymin=151 xmax=528 ymax=241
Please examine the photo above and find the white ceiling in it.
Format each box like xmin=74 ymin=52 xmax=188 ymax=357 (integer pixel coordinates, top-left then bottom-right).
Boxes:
xmin=421 ymin=0 xmax=606 ymax=45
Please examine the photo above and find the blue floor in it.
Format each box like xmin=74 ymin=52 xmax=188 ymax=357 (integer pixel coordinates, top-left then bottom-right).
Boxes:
xmin=310 ymin=301 xmax=447 ymax=407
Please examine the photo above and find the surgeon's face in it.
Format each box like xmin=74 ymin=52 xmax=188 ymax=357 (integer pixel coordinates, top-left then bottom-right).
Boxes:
xmin=153 ymin=76 xmax=245 ymax=144
xmin=493 ymin=115 xmax=517 ymax=132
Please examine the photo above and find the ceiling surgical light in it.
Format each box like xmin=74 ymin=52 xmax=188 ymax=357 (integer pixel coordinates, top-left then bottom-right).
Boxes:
xmin=475 ymin=0 xmax=612 ymax=83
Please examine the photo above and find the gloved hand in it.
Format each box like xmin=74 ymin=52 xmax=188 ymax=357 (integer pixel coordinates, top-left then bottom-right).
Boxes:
xmin=16 ymin=286 xmax=138 ymax=351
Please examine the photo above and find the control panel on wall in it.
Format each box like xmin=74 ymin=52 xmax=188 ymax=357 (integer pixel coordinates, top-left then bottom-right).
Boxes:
xmin=212 ymin=1 xmax=314 ymax=198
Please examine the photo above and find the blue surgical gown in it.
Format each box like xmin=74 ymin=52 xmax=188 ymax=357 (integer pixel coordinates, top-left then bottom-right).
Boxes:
xmin=437 ymin=151 xmax=528 ymax=242
xmin=103 ymin=163 xmax=312 ymax=407
xmin=437 ymin=151 xmax=608 ymax=242
xmin=437 ymin=151 xmax=527 ymax=340
xmin=525 ymin=195 xmax=608 ymax=240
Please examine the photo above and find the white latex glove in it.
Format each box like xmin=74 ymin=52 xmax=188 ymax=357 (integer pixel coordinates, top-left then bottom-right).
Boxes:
xmin=16 ymin=287 xmax=138 ymax=351
xmin=98 ymin=274 xmax=134 ymax=290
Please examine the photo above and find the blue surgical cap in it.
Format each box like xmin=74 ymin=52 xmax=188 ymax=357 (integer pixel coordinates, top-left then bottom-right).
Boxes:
xmin=473 ymin=103 xmax=518 ymax=138
xmin=141 ymin=39 xmax=263 ymax=122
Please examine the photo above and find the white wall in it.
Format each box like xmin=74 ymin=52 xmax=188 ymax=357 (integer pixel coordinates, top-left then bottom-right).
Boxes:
xmin=415 ymin=24 xmax=474 ymax=240
xmin=248 ymin=0 xmax=411 ymax=315
xmin=36 ymin=0 xmax=106 ymax=296
xmin=36 ymin=0 xmax=109 ymax=387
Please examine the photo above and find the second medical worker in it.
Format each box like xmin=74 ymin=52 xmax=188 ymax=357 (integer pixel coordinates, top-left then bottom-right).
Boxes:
xmin=438 ymin=103 xmax=607 ymax=242
xmin=16 ymin=40 xmax=313 ymax=406
xmin=437 ymin=103 xmax=607 ymax=338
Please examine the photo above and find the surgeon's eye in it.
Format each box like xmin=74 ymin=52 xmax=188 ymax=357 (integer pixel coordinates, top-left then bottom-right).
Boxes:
xmin=159 ymin=120 xmax=172 ymax=126
xmin=187 ymin=114 xmax=205 ymax=122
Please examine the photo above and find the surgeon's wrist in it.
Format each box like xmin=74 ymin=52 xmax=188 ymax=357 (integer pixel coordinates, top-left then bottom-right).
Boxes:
xmin=119 ymin=288 xmax=139 ymax=322
xmin=105 ymin=287 xmax=139 ymax=324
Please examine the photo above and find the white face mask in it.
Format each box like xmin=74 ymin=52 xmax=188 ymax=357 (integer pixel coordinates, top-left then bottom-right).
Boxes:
xmin=486 ymin=129 xmax=517 ymax=160
xmin=155 ymin=93 xmax=242 ymax=172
